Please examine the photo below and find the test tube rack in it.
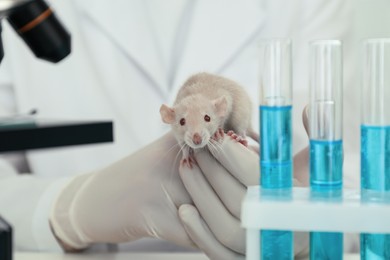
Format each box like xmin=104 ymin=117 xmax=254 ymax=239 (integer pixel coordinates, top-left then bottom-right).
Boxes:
xmin=242 ymin=186 xmax=390 ymax=259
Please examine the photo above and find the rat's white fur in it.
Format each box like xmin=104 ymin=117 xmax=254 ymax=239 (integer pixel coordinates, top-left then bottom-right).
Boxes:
xmin=160 ymin=72 xmax=256 ymax=150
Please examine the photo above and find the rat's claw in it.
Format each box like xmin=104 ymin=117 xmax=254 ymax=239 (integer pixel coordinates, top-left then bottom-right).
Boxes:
xmin=181 ymin=156 xmax=197 ymax=169
xmin=239 ymin=139 xmax=248 ymax=147
xmin=188 ymin=156 xmax=194 ymax=167
xmin=180 ymin=158 xmax=189 ymax=168
xmin=218 ymin=128 xmax=224 ymax=137
xmin=181 ymin=158 xmax=188 ymax=168
xmin=212 ymin=128 xmax=225 ymax=141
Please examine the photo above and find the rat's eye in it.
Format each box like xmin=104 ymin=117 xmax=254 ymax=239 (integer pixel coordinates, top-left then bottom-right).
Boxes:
xmin=180 ymin=118 xmax=186 ymax=126
xmin=204 ymin=115 xmax=211 ymax=122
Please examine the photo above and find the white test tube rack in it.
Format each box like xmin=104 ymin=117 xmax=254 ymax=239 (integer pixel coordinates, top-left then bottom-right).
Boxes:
xmin=242 ymin=187 xmax=390 ymax=259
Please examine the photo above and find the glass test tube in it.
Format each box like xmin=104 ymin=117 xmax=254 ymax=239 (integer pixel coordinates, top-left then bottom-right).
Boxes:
xmin=309 ymin=40 xmax=343 ymax=259
xmin=360 ymin=39 xmax=390 ymax=260
xmin=259 ymin=39 xmax=293 ymax=260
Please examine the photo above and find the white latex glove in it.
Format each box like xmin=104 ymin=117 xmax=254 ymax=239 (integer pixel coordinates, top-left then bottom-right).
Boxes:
xmin=50 ymin=132 xmax=196 ymax=250
xmin=178 ymin=114 xmax=311 ymax=260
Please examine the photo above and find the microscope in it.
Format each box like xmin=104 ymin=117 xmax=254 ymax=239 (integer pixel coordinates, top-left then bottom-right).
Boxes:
xmin=0 ymin=0 xmax=70 ymax=63
xmin=0 ymin=1 xmax=71 ymax=259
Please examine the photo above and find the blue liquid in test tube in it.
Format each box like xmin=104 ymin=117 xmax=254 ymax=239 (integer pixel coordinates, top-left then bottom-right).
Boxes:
xmin=361 ymin=126 xmax=390 ymax=259
xmin=309 ymin=40 xmax=343 ymax=260
xmin=310 ymin=140 xmax=343 ymax=191
xmin=310 ymin=140 xmax=343 ymax=259
xmin=260 ymin=106 xmax=292 ymax=260
xmin=260 ymin=106 xmax=292 ymax=189
xmin=360 ymin=39 xmax=390 ymax=260
xmin=259 ymin=39 xmax=293 ymax=260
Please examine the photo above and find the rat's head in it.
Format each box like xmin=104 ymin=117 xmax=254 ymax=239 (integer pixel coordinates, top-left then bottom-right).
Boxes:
xmin=160 ymin=95 xmax=228 ymax=149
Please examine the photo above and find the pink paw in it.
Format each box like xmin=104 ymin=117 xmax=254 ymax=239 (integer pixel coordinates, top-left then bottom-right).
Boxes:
xmin=181 ymin=156 xmax=196 ymax=169
xmin=227 ymin=130 xmax=248 ymax=147
xmin=211 ymin=128 xmax=225 ymax=141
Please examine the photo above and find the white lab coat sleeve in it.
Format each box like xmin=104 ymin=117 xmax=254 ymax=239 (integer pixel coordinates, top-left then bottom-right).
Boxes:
xmin=0 ymin=54 xmax=73 ymax=252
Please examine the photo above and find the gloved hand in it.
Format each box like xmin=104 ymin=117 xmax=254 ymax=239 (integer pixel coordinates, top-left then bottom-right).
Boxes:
xmin=177 ymin=109 xmax=311 ymax=260
xmin=50 ymin=132 xmax=196 ymax=250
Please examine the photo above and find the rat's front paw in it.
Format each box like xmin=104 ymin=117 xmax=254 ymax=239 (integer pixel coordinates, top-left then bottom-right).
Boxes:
xmin=181 ymin=156 xmax=196 ymax=169
xmin=211 ymin=128 xmax=224 ymax=142
xmin=227 ymin=130 xmax=248 ymax=147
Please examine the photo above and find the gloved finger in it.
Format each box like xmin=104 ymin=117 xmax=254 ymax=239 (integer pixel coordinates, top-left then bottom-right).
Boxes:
xmin=294 ymin=232 xmax=310 ymax=259
xmin=209 ymin=137 xmax=259 ymax=187
xmin=179 ymin=160 xmax=245 ymax=254
xmin=179 ymin=204 xmax=245 ymax=260
xmin=248 ymin=145 xmax=259 ymax=155
xmin=302 ymin=105 xmax=309 ymax=136
xmin=195 ymin=149 xmax=246 ymax=219
xmin=293 ymin=147 xmax=310 ymax=187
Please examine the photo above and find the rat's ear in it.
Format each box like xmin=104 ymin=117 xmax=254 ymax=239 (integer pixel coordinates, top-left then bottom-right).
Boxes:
xmin=160 ymin=104 xmax=176 ymax=124
xmin=213 ymin=96 xmax=228 ymax=117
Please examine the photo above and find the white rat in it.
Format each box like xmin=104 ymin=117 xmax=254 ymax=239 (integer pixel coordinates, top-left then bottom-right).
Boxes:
xmin=160 ymin=72 xmax=258 ymax=165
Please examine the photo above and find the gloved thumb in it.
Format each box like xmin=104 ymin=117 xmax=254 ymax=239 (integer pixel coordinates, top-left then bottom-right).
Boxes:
xmin=292 ymin=105 xmax=310 ymax=187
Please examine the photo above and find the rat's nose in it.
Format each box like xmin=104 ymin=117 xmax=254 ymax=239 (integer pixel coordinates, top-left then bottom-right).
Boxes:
xmin=192 ymin=133 xmax=202 ymax=145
